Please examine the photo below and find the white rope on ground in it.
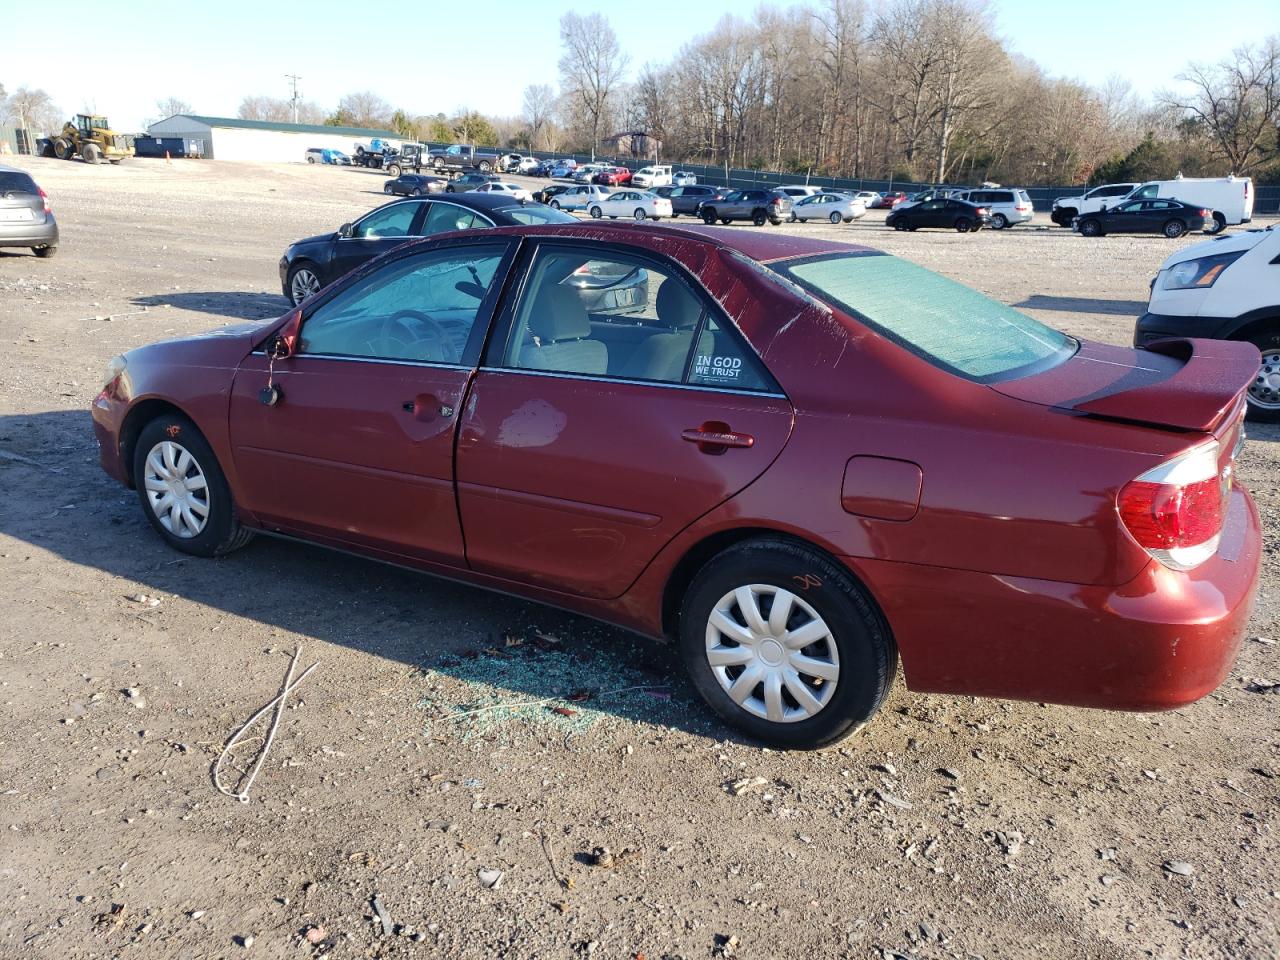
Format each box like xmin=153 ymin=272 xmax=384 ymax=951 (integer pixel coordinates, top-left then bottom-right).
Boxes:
xmin=213 ymin=647 xmax=319 ymax=804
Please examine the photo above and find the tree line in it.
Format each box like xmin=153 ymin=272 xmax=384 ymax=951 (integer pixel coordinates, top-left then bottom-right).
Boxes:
xmin=4 ymin=0 xmax=1277 ymax=186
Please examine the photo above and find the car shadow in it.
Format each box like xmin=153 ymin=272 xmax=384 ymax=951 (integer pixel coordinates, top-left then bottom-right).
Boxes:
xmin=0 ymin=409 xmax=716 ymax=742
xmin=132 ymin=292 xmax=291 ymax=321
xmin=1015 ymin=295 xmax=1149 ymax=316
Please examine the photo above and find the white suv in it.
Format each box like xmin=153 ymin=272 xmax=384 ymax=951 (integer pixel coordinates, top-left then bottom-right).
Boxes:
xmin=554 ymin=184 xmax=612 ymax=212
xmin=1050 ymin=183 xmax=1138 ymax=227
xmin=958 ymin=188 xmax=1034 ymax=229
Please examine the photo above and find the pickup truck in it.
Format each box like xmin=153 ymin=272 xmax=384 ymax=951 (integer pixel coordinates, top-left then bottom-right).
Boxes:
xmin=698 ymin=188 xmax=793 ymax=226
xmin=1050 ymin=183 xmax=1139 ymax=227
xmin=429 ymin=144 xmax=502 ymax=174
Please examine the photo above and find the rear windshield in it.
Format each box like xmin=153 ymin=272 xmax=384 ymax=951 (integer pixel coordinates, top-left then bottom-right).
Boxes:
xmin=497 ymin=205 xmax=576 ymax=225
xmin=771 ymin=253 xmax=1075 ymax=382
xmin=0 ymin=172 xmax=38 ymax=194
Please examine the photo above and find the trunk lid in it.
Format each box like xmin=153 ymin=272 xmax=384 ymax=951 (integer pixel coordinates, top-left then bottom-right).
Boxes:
xmin=992 ymin=338 xmax=1257 ymax=433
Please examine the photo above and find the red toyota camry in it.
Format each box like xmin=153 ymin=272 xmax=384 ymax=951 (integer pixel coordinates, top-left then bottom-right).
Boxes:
xmin=91 ymin=223 xmax=1261 ymax=749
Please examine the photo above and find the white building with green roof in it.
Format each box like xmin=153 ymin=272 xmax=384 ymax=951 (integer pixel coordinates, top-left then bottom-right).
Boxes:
xmin=144 ymin=114 xmax=401 ymax=163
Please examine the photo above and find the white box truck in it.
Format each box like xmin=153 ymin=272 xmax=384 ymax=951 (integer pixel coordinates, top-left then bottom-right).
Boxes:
xmin=1124 ymin=176 xmax=1253 ymax=234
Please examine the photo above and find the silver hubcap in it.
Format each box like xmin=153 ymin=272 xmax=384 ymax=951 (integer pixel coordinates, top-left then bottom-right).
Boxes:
xmin=705 ymin=585 xmax=840 ymax=723
xmin=143 ymin=441 xmax=210 ymax=538
xmin=1251 ymin=350 xmax=1280 ymax=410
xmin=290 ymin=269 xmax=320 ymax=304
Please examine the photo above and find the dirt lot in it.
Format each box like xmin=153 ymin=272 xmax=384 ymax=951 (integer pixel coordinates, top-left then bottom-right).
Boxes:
xmin=2 ymin=157 xmax=1279 ymax=960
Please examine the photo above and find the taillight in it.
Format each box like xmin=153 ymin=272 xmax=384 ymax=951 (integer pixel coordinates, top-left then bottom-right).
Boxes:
xmin=770 ymin=197 xmax=782 ymax=205
xmin=1117 ymin=441 xmax=1228 ymax=570
xmin=1199 ymin=208 xmax=1209 ymax=217
xmin=39 ymin=187 xmax=50 ymax=214
xmin=976 ymin=207 xmax=988 ymax=215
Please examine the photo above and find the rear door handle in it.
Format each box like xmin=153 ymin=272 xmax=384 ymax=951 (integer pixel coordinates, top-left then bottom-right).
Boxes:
xmin=682 ymin=424 xmax=755 ymax=452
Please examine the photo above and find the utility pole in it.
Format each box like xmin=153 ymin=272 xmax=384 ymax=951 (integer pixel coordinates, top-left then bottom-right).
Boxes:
xmin=285 ymin=74 xmax=302 ymax=124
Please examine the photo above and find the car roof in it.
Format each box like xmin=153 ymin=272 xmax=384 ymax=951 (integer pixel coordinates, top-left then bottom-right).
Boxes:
xmin=428 ymin=221 xmax=871 ymax=264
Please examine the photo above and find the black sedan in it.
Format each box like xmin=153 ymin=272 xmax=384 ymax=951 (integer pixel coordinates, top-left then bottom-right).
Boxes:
xmin=383 ymin=173 xmax=447 ymax=197
xmin=446 ymin=173 xmax=500 ymax=193
xmin=653 ymin=184 xmax=728 ymax=217
xmin=279 ymin=193 xmax=575 ymax=306
xmin=533 ymin=183 xmax=571 ymax=205
xmin=886 ymin=198 xmax=990 ymax=232
xmin=1073 ymin=199 xmax=1208 ymax=239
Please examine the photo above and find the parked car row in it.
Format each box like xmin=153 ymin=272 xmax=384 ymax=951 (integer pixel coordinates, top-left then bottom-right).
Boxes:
xmin=1055 ymin=176 xmax=1253 ymax=237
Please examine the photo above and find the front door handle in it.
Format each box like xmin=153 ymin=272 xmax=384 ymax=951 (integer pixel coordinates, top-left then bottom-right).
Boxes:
xmin=402 ymin=397 xmax=454 ymax=419
xmin=682 ymin=422 xmax=755 ymax=454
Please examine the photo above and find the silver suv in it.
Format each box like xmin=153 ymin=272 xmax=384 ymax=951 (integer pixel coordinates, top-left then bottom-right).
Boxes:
xmin=957 ymin=188 xmax=1034 ymax=229
xmin=0 ymin=165 xmax=58 ymax=257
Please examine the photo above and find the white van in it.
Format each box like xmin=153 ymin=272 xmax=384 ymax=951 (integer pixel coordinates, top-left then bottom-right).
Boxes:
xmin=632 ymin=165 xmax=673 ymax=188
xmin=1136 ymin=225 xmax=1280 ymax=419
xmin=1124 ymin=176 xmax=1253 ymax=234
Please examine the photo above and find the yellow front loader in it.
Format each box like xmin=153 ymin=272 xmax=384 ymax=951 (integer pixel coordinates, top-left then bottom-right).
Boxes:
xmin=44 ymin=114 xmax=134 ymax=164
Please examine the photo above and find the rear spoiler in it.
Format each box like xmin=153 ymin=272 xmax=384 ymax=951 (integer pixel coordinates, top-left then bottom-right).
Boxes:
xmin=1076 ymin=338 xmax=1258 ymax=432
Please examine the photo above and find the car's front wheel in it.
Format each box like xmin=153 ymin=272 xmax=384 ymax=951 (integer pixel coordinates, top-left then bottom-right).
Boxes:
xmin=678 ymin=538 xmax=896 ymax=749
xmin=287 ymin=263 xmax=322 ymax=306
xmin=589 ymin=206 xmax=603 ymax=219
xmin=1079 ymin=219 xmax=1103 ymax=237
xmin=132 ymin=415 xmax=253 ymax=558
xmin=702 ymin=209 xmax=717 ymax=225
xmin=549 ymin=199 xmax=560 ymax=209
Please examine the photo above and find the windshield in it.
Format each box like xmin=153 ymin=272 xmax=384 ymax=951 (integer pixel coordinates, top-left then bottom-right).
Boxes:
xmin=771 ymin=253 xmax=1076 ymax=382
xmin=497 ymin=205 xmax=576 ymax=225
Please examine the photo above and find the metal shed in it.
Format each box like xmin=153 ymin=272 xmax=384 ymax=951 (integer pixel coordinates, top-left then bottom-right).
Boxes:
xmin=144 ymin=115 xmax=400 ymax=163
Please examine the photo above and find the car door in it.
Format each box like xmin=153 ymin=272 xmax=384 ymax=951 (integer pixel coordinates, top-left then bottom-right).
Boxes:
xmin=329 ymin=200 xmax=428 ymax=281
xmin=454 ymin=239 xmax=795 ymax=600
xmin=1108 ymin=200 xmax=1144 ymax=233
xmin=228 ymin=237 xmax=518 ymax=563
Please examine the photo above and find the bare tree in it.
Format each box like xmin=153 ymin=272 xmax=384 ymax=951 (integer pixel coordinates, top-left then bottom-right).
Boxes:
xmin=238 ymin=95 xmax=292 ymax=122
xmin=558 ymin=12 xmax=629 ymax=159
xmin=155 ymin=96 xmax=192 ymax=120
xmin=522 ymin=83 xmax=555 ymax=150
xmin=5 ymin=86 xmax=61 ymax=138
xmin=334 ymin=91 xmax=393 ymax=129
xmin=1161 ymin=36 xmax=1280 ymax=173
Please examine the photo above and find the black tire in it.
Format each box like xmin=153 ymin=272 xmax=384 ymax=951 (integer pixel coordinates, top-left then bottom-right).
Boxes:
xmin=752 ymin=209 xmax=767 ymax=226
xmin=286 ymin=262 xmax=322 ymax=306
xmin=445 ymin=185 xmax=455 ymax=193
xmin=1079 ymin=218 xmax=1103 ymax=237
xmin=703 ymin=209 xmax=718 ymax=225
xmin=549 ymin=199 xmax=560 ymax=209
xmin=720 ymin=218 xmax=732 ymax=225
xmin=829 ymin=211 xmax=841 ymax=224
xmin=1246 ymin=335 xmax=1280 ymax=423
xmin=34 ymin=245 xmax=57 ymax=258
xmin=387 ymin=163 xmax=401 ymax=177
xmin=383 ymin=184 xmax=393 ymax=194
xmin=82 ymin=143 xmax=101 ymax=164
xmin=678 ymin=538 xmax=897 ymax=749
xmin=1206 ymin=212 xmax=1227 ymax=235
xmin=53 ymin=138 xmax=72 ymax=160
xmin=1163 ymin=219 xmax=1186 ymax=239
xmin=769 ymin=217 xmax=782 ymax=225
xmin=954 ymin=217 xmax=972 ymax=233
xmin=589 ymin=206 xmax=603 ymax=219
xmin=132 ymin=415 xmax=254 ymax=558
xmin=478 ymin=161 xmax=491 ymax=173
xmin=412 ymin=188 xmax=424 ymax=196
xmin=306 ymin=156 xmax=316 ymax=164
xmin=634 ymin=207 xmax=647 ymax=221
xmin=990 ymin=213 xmax=1007 ymax=229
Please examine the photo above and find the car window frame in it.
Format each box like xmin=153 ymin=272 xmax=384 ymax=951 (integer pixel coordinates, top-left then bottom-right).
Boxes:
xmin=480 ymin=237 xmax=786 ymax=398
xmin=284 ymin=235 xmax=521 ymax=370
xmin=344 ymin=199 xmax=431 ymax=241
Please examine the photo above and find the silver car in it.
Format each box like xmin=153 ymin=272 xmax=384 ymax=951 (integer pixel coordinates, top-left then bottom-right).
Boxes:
xmin=0 ymin=165 xmax=58 ymax=257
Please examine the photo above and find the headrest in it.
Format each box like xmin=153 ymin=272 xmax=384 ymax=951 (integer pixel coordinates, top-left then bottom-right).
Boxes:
xmin=656 ymin=280 xmax=702 ymax=330
xmin=528 ymin=284 xmax=591 ymax=343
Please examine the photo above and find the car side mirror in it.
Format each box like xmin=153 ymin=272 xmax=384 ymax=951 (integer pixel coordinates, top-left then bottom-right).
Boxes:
xmin=338 ymin=222 xmax=353 ymax=239
xmin=264 ymin=309 xmax=302 ymax=359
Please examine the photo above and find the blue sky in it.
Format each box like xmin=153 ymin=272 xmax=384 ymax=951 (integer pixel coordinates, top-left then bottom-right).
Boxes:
xmin=2 ymin=0 xmax=1273 ymax=130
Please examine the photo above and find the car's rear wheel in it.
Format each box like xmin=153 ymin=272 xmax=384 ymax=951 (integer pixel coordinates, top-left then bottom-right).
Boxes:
xmin=589 ymin=206 xmax=603 ymax=219
xmin=132 ymin=416 xmax=253 ymax=558
xmin=955 ymin=218 xmax=972 ymax=233
xmin=1079 ymin=219 xmax=1103 ymax=237
xmin=752 ymin=209 xmax=767 ymax=226
xmin=634 ymin=207 xmax=647 ymax=221
xmin=720 ymin=218 xmax=732 ymax=225
xmin=412 ymin=187 xmax=424 ymax=196
xmin=1246 ymin=339 xmax=1280 ymax=422
xmin=1164 ymin=219 xmax=1186 ymax=239
xmin=678 ymin=538 xmax=896 ymax=749
xmin=829 ymin=211 xmax=841 ymax=224
xmin=990 ymin=213 xmax=1008 ymax=229
xmin=287 ymin=263 xmax=322 ymax=306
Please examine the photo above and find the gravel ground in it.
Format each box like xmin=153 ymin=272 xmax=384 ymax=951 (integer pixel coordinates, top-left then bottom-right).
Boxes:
xmin=2 ymin=157 xmax=1279 ymax=960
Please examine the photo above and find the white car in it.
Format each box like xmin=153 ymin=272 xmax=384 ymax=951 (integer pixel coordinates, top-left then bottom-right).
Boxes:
xmin=631 ymin=165 xmax=673 ymax=188
xmin=517 ymin=156 xmax=542 ymax=174
xmin=1137 ymin=226 xmax=1280 ymax=420
xmin=588 ymin=189 xmax=673 ymax=221
xmin=792 ymin=192 xmax=867 ymax=224
xmin=672 ymin=171 xmax=697 ymax=186
xmin=554 ymin=184 xmax=612 ymax=211
xmin=850 ymin=190 xmax=881 ymax=206
xmin=777 ymin=185 xmax=824 ymax=206
xmin=957 ymin=188 xmax=1035 ymax=229
xmin=474 ymin=181 xmax=533 ymax=202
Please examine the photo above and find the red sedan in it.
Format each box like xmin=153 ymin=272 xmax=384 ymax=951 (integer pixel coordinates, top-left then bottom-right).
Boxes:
xmin=871 ymin=191 xmax=907 ymax=208
xmin=594 ymin=166 xmax=633 ymax=186
xmin=92 ymin=224 xmax=1261 ymax=749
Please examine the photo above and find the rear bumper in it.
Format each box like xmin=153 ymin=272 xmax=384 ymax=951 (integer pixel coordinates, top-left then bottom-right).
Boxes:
xmin=0 ymin=215 xmax=58 ymax=247
xmin=848 ymin=484 xmax=1261 ymax=711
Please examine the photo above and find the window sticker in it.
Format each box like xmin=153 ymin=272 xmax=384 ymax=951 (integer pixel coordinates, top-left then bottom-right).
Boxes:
xmin=693 ymin=353 xmax=744 ymax=382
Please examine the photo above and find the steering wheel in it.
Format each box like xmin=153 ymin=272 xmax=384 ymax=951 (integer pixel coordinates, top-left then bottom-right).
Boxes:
xmin=372 ymin=309 xmax=458 ymax=363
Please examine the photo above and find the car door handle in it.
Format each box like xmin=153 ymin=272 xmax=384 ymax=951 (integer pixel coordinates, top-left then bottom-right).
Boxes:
xmin=682 ymin=425 xmax=755 ymax=451
xmin=402 ymin=398 xmax=454 ymax=418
